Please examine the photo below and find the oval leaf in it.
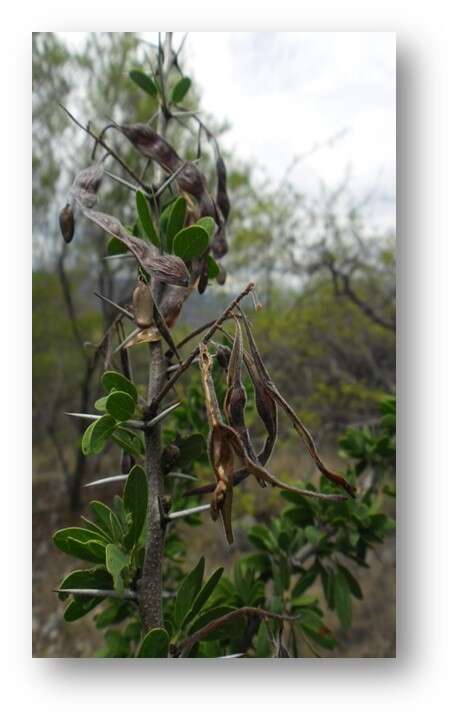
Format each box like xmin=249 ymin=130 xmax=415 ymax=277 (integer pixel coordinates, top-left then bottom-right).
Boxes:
xmin=107 ymin=236 xmax=128 ymax=255
xmin=196 ymin=216 xmax=215 ymax=238
xmin=129 ymin=69 xmax=157 ymax=97
xmin=173 ymin=225 xmax=209 ymax=261
xmin=174 ymin=557 xmax=205 ymax=629
xmin=81 ymin=415 xmax=116 ymax=456
xmin=102 ymin=371 xmax=138 ymax=402
xmin=123 ymin=465 xmax=148 ymax=548
xmin=166 ymin=196 xmax=187 ymax=251
xmin=137 ymin=628 xmax=169 ymax=658
xmin=106 ymin=391 xmax=136 ymax=422
xmin=171 ymin=76 xmax=191 ymax=104
xmin=136 ymin=190 xmax=160 ymax=246
xmin=111 ymin=427 xmax=145 ymax=458
xmin=207 ymin=255 xmax=220 ymax=280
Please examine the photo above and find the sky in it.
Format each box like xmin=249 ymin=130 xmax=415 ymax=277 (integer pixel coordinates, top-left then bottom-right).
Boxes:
xmin=61 ymin=31 xmax=396 ymax=230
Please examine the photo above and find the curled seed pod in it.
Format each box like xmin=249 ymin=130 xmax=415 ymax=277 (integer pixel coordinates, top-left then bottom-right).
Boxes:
xmin=80 ymin=206 xmax=190 ymax=287
xmin=70 ymin=162 xmax=104 ymax=209
xmin=224 ymin=319 xmax=265 ymax=487
xmin=59 ymin=204 xmax=75 ymax=243
xmin=240 ymin=309 xmax=355 ymax=498
xmin=161 ymin=444 xmax=180 ymax=474
xmin=216 ymin=156 xmax=230 ymax=221
xmin=216 ymin=265 xmax=227 ymax=286
xmin=159 ymin=284 xmax=194 ymax=328
xmin=124 ymin=327 xmax=161 ymax=349
xmin=118 ymin=124 xmax=181 ymax=172
xmin=197 ymin=258 xmax=209 ymax=295
xmin=211 ymin=226 xmax=229 ymax=259
xmin=132 ymin=279 xmax=154 ymax=328
xmin=216 ymin=345 xmax=231 ymax=370
xmin=198 ymin=344 xmax=235 ymax=545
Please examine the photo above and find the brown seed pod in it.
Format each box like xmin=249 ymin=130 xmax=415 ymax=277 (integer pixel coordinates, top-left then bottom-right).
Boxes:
xmin=70 ymin=162 xmax=104 ymax=208
xmin=59 ymin=204 xmax=75 ymax=243
xmin=132 ymin=279 xmax=154 ymax=329
xmin=118 ymin=124 xmax=182 ymax=173
xmin=216 ymin=265 xmax=227 ymax=286
xmin=210 ymin=226 xmax=229 ymax=259
xmin=240 ymin=309 xmax=355 ymax=498
xmin=161 ymin=444 xmax=180 ymax=474
xmin=80 ymin=206 xmax=190 ymax=286
xmin=216 ymin=156 xmax=230 ymax=221
xmin=216 ymin=345 xmax=231 ymax=370
xmin=224 ymin=319 xmax=265 ymax=487
xmin=159 ymin=284 xmax=194 ymax=328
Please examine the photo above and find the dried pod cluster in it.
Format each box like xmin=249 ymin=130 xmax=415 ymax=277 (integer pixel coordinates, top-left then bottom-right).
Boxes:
xmin=198 ymin=324 xmax=352 ymax=546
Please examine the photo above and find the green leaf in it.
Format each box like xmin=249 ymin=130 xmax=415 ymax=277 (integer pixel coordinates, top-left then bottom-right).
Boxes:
xmin=171 ymin=76 xmax=191 ymax=104
xmin=111 ymin=427 xmax=145 ymax=458
xmin=107 ymin=236 xmax=127 ymax=255
xmin=196 ymin=216 xmax=215 ymax=238
xmin=336 ymin=563 xmax=363 ymax=600
xmin=105 ymin=391 xmax=136 ymax=422
xmin=53 ymin=528 xmax=107 ymax=563
xmin=81 ymin=415 xmax=116 ymax=456
xmin=137 ymin=628 xmax=169 ymax=657
xmin=129 ymin=69 xmax=157 ymax=96
xmin=123 ymin=465 xmax=148 ymax=548
xmin=136 ymin=190 xmax=160 ymax=246
xmin=58 ymin=567 xmax=113 ymax=601
xmin=207 ymin=255 xmax=220 ymax=280
xmin=174 ymin=557 xmax=205 ymax=629
xmin=105 ymin=544 xmax=130 ymax=596
xmin=94 ymin=396 xmax=108 ymax=412
xmin=334 ymin=570 xmax=352 ymax=629
xmin=94 ymin=599 xmax=132 ymax=630
xmin=291 ymin=563 xmax=319 ymax=598
xmin=54 ymin=527 xmax=104 ymax=557
xmin=188 ymin=606 xmax=243 ymax=641
xmin=90 ymin=501 xmax=124 ymax=543
xmin=166 ymin=196 xmax=187 ymax=251
xmin=183 ymin=567 xmax=224 ymax=628
xmin=102 ymin=371 xmax=138 ymax=402
xmin=64 ymin=596 xmax=103 ymax=623
xmin=173 ymin=225 xmax=209 ymax=261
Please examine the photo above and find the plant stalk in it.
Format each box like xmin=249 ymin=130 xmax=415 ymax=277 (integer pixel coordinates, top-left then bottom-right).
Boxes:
xmin=138 ymin=32 xmax=174 ymax=633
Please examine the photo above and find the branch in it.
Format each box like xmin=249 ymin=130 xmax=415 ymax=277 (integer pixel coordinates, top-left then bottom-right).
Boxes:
xmin=175 ymin=607 xmax=297 ymax=656
xmin=58 ymin=103 xmax=151 ymax=193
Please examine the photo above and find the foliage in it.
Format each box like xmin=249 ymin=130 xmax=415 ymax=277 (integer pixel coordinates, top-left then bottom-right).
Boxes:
xmin=53 ymin=392 xmax=395 ymax=657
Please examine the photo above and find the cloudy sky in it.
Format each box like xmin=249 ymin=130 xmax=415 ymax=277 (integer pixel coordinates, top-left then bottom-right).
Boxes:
xmin=62 ymin=32 xmax=396 ymax=229
xmin=181 ymin=32 xmax=395 ymax=229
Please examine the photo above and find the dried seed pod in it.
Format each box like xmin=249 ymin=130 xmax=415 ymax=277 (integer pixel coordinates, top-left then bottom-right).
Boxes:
xmin=161 ymin=444 xmax=180 ymax=474
xmin=59 ymin=204 xmax=75 ymax=243
xmin=159 ymin=284 xmax=194 ymax=328
xmin=211 ymin=226 xmax=229 ymax=259
xmin=70 ymin=162 xmax=104 ymax=208
xmin=216 ymin=156 xmax=230 ymax=221
xmin=197 ymin=258 xmax=209 ymax=295
xmin=240 ymin=309 xmax=355 ymax=498
xmin=216 ymin=345 xmax=231 ymax=370
xmin=216 ymin=265 xmax=227 ymax=286
xmin=198 ymin=344 xmax=235 ymax=544
xmin=132 ymin=279 xmax=153 ymax=328
xmin=224 ymin=319 xmax=265 ymax=487
xmin=124 ymin=327 xmax=161 ymax=348
xmin=118 ymin=124 xmax=182 ymax=173
xmin=80 ymin=206 xmax=190 ymax=287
